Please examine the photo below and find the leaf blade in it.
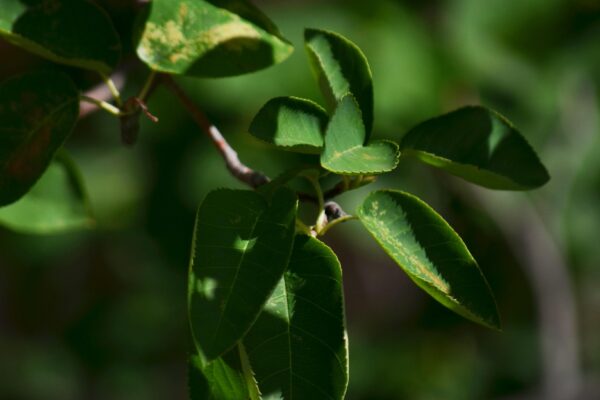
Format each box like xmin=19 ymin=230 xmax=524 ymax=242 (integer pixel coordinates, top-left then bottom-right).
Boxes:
xmin=243 ymin=235 xmax=349 ymax=400
xmin=249 ymin=96 xmax=327 ymax=154
xmin=321 ymin=95 xmax=399 ymax=174
xmin=400 ymin=106 xmax=550 ymax=190
xmin=0 ymin=71 xmax=80 ymax=206
xmin=0 ymin=0 xmax=121 ymax=74
xmin=136 ymin=0 xmax=293 ymax=78
xmin=0 ymin=151 xmax=93 ymax=234
xmin=304 ymin=28 xmax=374 ymax=139
xmin=357 ymin=190 xmax=500 ymax=329
xmin=188 ymin=188 xmax=297 ymax=360
xmin=188 ymin=350 xmax=249 ymax=400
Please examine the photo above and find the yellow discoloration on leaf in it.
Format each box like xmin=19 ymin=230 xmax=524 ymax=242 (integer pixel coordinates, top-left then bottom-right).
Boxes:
xmin=140 ymin=8 xmax=262 ymax=66
xmin=364 ymin=200 xmax=451 ymax=294
xmin=178 ymin=3 xmax=189 ymax=20
xmin=211 ymin=19 xmax=260 ymax=44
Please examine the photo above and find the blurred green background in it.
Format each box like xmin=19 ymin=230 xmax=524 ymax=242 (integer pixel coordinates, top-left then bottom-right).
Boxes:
xmin=1 ymin=0 xmax=600 ymax=399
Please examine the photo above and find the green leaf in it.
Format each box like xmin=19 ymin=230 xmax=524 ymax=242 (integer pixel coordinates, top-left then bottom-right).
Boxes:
xmin=0 ymin=71 xmax=80 ymax=206
xmin=256 ymin=165 xmax=320 ymax=201
xmin=243 ymin=235 xmax=348 ymax=400
xmin=0 ymin=0 xmax=121 ymax=74
xmin=304 ymin=28 xmax=374 ymax=139
xmin=249 ymin=96 xmax=327 ymax=154
xmin=188 ymin=188 xmax=297 ymax=360
xmin=136 ymin=0 xmax=294 ymax=78
xmin=188 ymin=350 xmax=249 ymax=400
xmin=0 ymin=151 xmax=93 ymax=234
xmin=321 ymin=94 xmax=399 ymax=175
xmin=357 ymin=190 xmax=500 ymax=329
xmin=400 ymin=106 xmax=550 ymax=190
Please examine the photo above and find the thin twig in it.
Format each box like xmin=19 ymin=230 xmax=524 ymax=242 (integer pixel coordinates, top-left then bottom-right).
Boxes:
xmin=101 ymin=73 xmax=123 ymax=106
xmin=80 ymin=95 xmax=122 ymax=116
xmin=163 ymin=76 xmax=269 ymax=188
xmin=319 ymin=214 xmax=357 ymax=236
xmin=138 ymin=71 xmax=157 ymax=101
xmin=317 ymin=201 xmax=356 ymax=236
xmin=79 ymin=69 xmax=127 ymax=118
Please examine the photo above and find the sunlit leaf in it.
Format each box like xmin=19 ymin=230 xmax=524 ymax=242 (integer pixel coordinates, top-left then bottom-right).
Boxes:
xmin=243 ymin=235 xmax=348 ymax=399
xmin=249 ymin=96 xmax=327 ymax=154
xmin=400 ymin=106 xmax=550 ymax=190
xmin=0 ymin=0 xmax=121 ymax=74
xmin=321 ymin=94 xmax=398 ymax=174
xmin=0 ymin=71 xmax=79 ymax=206
xmin=305 ymin=28 xmax=374 ymax=139
xmin=188 ymin=350 xmax=249 ymax=400
xmin=0 ymin=151 xmax=93 ymax=234
xmin=136 ymin=0 xmax=293 ymax=78
xmin=358 ymin=190 xmax=500 ymax=329
xmin=188 ymin=188 xmax=297 ymax=360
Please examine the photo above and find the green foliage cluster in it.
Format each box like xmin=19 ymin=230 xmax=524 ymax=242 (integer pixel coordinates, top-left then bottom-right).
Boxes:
xmin=0 ymin=1 xmax=551 ymax=399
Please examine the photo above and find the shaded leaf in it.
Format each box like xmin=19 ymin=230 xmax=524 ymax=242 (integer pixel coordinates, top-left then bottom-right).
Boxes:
xmin=357 ymin=190 xmax=500 ymax=329
xmin=188 ymin=188 xmax=297 ymax=360
xmin=249 ymin=96 xmax=327 ymax=154
xmin=0 ymin=151 xmax=93 ymax=234
xmin=400 ymin=106 xmax=550 ymax=190
xmin=244 ymin=235 xmax=348 ymax=400
xmin=0 ymin=0 xmax=121 ymax=74
xmin=0 ymin=71 xmax=79 ymax=206
xmin=305 ymin=28 xmax=374 ymax=139
xmin=136 ymin=0 xmax=293 ymax=78
xmin=321 ymin=94 xmax=398 ymax=174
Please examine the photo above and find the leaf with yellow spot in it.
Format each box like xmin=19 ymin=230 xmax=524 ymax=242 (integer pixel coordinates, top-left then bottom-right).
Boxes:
xmin=0 ymin=71 xmax=79 ymax=206
xmin=357 ymin=190 xmax=501 ymax=329
xmin=321 ymin=94 xmax=399 ymax=175
xmin=136 ymin=0 xmax=293 ymax=77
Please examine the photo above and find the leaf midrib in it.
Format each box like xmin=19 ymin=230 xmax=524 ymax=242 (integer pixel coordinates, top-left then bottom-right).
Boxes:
xmin=325 ymin=144 xmax=363 ymax=163
xmin=210 ymin=210 xmax=264 ymax=350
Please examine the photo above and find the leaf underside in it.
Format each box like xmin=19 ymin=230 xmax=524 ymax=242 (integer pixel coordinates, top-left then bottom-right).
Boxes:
xmin=321 ymin=94 xmax=398 ymax=174
xmin=0 ymin=0 xmax=121 ymax=74
xmin=358 ymin=190 xmax=500 ymax=329
xmin=136 ymin=0 xmax=294 ymax=77
xmin=401 ymin=106 xmax=550 ymax=190
xmin=188 ymin=188 xmax=297 ymax=360
xmin=0 ymin=71 xmax=80 ymax=206
xmin=244 ymin=235 xmax=348 ymax=400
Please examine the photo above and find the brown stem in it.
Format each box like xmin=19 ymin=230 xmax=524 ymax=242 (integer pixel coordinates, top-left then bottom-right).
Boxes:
xmin=162 ymin=76 xmax=269 ymax=188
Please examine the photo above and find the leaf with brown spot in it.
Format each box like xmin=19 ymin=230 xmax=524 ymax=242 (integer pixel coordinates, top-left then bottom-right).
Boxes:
xmin=135 ymin=0 xmax=293 ymax=78
xmin=0 ymin=71 xmax=79 ymax=206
